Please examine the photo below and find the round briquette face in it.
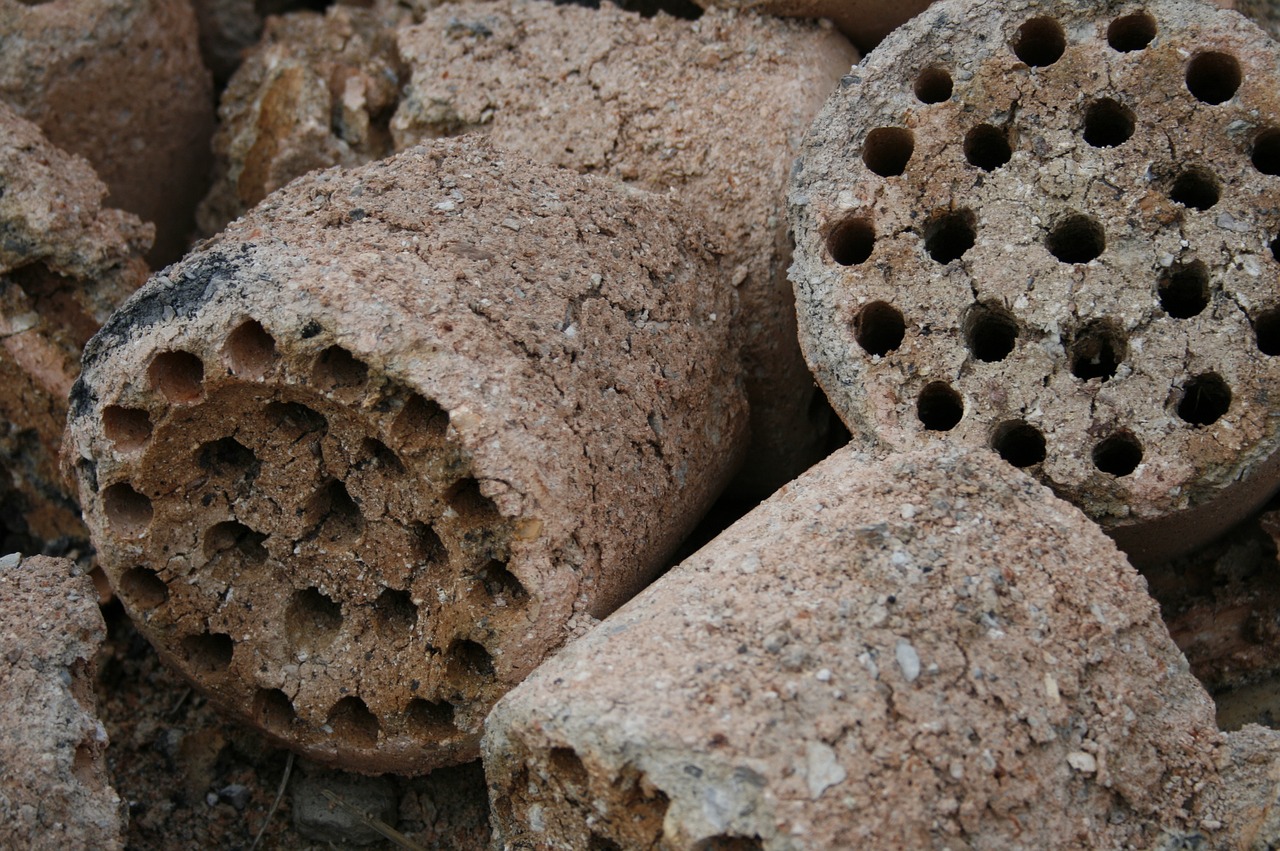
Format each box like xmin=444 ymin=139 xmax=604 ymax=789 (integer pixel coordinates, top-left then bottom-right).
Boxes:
xmin=83 ymin=312 xmax=523 ymax=773
xmin=789 ymin=0 xmax=1280 ymax=548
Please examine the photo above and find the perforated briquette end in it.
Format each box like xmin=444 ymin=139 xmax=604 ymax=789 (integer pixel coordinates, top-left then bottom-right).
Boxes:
xmin=793 ymin=0 xmax=1280 ymax=541
xmin=87 ymin=317 xmax=532 ymax=772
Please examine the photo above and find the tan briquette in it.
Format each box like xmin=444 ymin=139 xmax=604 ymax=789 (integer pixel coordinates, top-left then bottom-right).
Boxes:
xmin=203 ymin=1 xmax=858 ymax=497
xmin=65 ymin=137 xmax=748 ymax=774
xmin=0 ymin=0 xmax=213 ymax=263
xmin=789 ymin=0 xmax=1280 ymax=565
xmin=0 ymin=104 xmax=151 ymax=551
xmin=484 ymin=443 xmax=1229 ymax=849
xmin=0 ymin=554 xmax=123 ymax=849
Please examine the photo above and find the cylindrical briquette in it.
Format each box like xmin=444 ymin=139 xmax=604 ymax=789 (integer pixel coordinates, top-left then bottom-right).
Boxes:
xmin=202 ymin=0 xmax=859 ymax=497
xmin=65 ymin=138 xmax=749 ymax=774
xmin=789 ymin=0 xmax=1280 ymax=564
xmin=483 ymin=444 xmax=1225 ymax=849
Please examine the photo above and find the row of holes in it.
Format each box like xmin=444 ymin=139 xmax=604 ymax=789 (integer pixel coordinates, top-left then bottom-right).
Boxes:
xmin=912 ymin=12 xmax=1158 ymax=107
xmin=101 ymin=395 xmax=458 ymax=540
xmin=860 ymin=115 xmax=1267 ymax=189
xmin=173 ymin=617 xmax=495 ymax=681
xmin=829 ymin=193 xmax=1268 ymax=270
xmin=854 ymin=296 xmax=1280 ymax=365
xmin=252 ymin=689 xmax=458 ymax=747
xmin=913 ymin=14 xmax=1243 ymax=107
xmin=124 ymin=541 xmax=523 ymax=640
xmin=123 ymin=541 xmax=524 ymax=642
xmin=101 ymin=319 xmax=387 ymax=452
xmin=913 ymin=372 xmax=1229 ymax=476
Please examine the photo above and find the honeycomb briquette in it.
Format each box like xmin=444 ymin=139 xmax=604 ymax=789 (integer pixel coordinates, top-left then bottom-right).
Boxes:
xmin=66 ymin=138 xmax=748 ymax=774
xmin=789 ymin=0 xmax=1280 ymax=564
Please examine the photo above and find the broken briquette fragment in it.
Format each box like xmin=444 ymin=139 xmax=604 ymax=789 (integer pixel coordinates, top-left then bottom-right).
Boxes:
xmin=484 ymin=443 xmax=1228 ymax=849
xmin=0 ymin=103 xmax=151 ymax=552
xmin=789 ymin=0 xmax=1280 ymax=564
xmin=65 ymin=137 xmax=749 ymax=774
xmin=0 ymin=554 xmax=123 ymax=849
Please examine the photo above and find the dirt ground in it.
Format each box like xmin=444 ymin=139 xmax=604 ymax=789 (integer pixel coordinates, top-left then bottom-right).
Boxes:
xmin=94 ymin=600 xmax=494 ymax=850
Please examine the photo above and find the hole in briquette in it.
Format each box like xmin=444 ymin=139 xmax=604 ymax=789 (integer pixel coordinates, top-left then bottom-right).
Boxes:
xmin=1107 ymin=12 xmax=1156 ymax=52
xmin=1068 ymin=321 xmax=1127 ymax=381
xmin=964 ymin=125 xmax=1012 ymax=171
xmin=992 ymin=421 xmax=1046 ymax=467
xmin=1047 ymin=214 xmax=1104 ymax=263
xmin=914 ymin=66 xmax=953 ymax=103
xmin=964 ymin=303 xmax=1018 ymax=362
xmin=120 ymin=566 xmax=168 ymax=610
xmin=1170 ymin=168 xmax=1220 ymax=210
xmin=1159 ymin=261 xmax=1210 ymax=318
xmin=1083 ymin=98 xmax=1135 ymax=148
xmin=102 ymin=406 xmax=152 ymax=452
xmin=825 ymin=217 xmax=875 ymax=266
xmin=924 ymin=210 xmax=977 ymax=264
xmin=862 ymin=127 xmax=915 ymax=177
xmin=224 ymin=320 xmax=276 ymax=379
xmin=853 ymin=302 xmax=905 ymax=356
xmin=1186 ymin=52 xmax=1242 ymax=104
xmin=1013 ymin=17 xmax=1066 ymax=67
xmin=1093 ymin=433 xmax=1143 ymax=476
xmin=148 ymin=351 xmax=204 ymax=403
xmin=1177 ymin=374 xmax=1231 ymax=426
xmin=916 ymin=383 xmax=964 ymax=431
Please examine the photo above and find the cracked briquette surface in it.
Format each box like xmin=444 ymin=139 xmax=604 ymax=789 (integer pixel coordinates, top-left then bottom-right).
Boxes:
xmin=0 ymin=0 xmax=213 ymax=264
xmin=0 ymin=555 xmax=123 ymax=849
xmin=200 ymin=0 xmax=857 ymax=498
xmin=789 ymin=0 xmax=1280 ymax=565
xmin=484 ymin=443 xmax=1226 ymax=850
xmin=65 ymin=136 xmax=748 ymax=775
xmin=394 ymin=1 xmax=858 ymax=498
xmin=0 ymin=103 xmax=151 ymax=550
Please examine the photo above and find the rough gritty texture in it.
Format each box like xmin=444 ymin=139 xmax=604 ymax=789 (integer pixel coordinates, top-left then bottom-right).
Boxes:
xmin=789 ymin=0 xmax=1280 ymax=565
xmin=196 ymin=3 xmax=410 ymax=234
xmin=201 ymin=1 xmax=856 ymax=497
xmin=485 ymin=443 xmax=1225 ymax=850
xmin=0 ymin=554 xmax=122 ymax=849
xmin=66 ymin=137 xmax=748 ymax=774
xmin=394 ymin=1 xmax=856 ymax=497
xmin=1203 ymin=725 xmax=1280 ymax=848
xmin=0 ymin=0 xmax=214 ymax=263
xmin=0 ymin=104 xmax=151 ymax=551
